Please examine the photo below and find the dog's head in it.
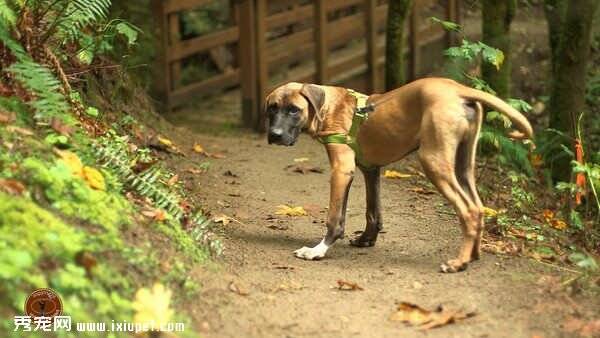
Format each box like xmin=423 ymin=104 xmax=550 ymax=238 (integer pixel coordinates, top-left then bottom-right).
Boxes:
xmin=265 ymin=82 xmax=328 ymax=146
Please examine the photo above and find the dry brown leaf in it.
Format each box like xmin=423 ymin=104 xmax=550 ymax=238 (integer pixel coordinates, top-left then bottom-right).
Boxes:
xmin=336 ymin=280 xmax=363 ymax=291
xmin=209 ymin=152 xmax=226 ymax=159
xmin=550 ymin=219 xmax=568 ymax=230
xmin=0 ymin=110 xmax=15 ymax=124
xmin=407 ymin=187 xmax=435 ymax=195
xmin=50 ymin=117 xmax=73 ymax=136
xmin=142 ymin=209 xmax=167 ymax=221
xmin=390 ymin=302 xmax=475 ymax=330
xmin=0 ymin=178 xmax=26 ymax=195
xmin=288 ymin=165 xmax=324 ymax=174
xmin=275 ymin=205 xmax=307 ymax=217
xmin=166 ymin=174 xmax=179 ymax=186
xmin=212 ymin=214 xmax=232 ymax=226
xmin=6 ymin=125 xmax=34 ymax=136
xmin=228 ymin=281 xmax=249 ymax=296
xmin=383 ymin=170 xmax=412 ymax=179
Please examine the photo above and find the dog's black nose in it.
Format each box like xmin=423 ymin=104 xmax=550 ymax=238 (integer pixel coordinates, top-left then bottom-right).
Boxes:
xmin=268 ymin=128 xmax=283 ymax=143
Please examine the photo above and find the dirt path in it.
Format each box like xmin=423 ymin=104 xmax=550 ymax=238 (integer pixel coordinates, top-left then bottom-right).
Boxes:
xmin=170 ymin=131 xmax=594 ymax=338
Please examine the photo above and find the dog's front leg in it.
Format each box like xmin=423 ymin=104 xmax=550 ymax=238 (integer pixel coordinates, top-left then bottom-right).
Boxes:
xmin=294 ymin=144 xmax=355 ymax=260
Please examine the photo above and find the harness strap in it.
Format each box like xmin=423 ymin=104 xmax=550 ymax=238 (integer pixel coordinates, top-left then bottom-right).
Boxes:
xmin=317 ymin=89 xmax=374 ymax=169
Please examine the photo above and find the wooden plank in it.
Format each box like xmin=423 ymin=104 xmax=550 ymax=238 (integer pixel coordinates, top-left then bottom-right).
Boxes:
xmin=237 ymin=0 xmax=257 ymax=128
xmin=167 ymin=26 xmax=239 ymax=62
xmin=255 ymin=0 xmax=268 ymax=131
xmin=164 ymin=0 xmax=213 ymax=14
xmin=266 ymin=3 xmax=313 ymax=29
xmin=409 ymin=4 xmax=420 ymax=80
xmin=327 ymin=0 xmax=363 ymax=12
xmin=314 ymin=0 xmax=328 ymax=83
xmin=151 ymin=0 xmax=171 ymax=109
xmin=365 ymin=0 xmax=378 ymax=92
xmin=169 ymin=70 xmax=240 ymax=105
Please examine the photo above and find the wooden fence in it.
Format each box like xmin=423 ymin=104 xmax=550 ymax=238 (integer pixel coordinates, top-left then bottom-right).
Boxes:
xmin=152 ymin=0 xmax=461 ymax=131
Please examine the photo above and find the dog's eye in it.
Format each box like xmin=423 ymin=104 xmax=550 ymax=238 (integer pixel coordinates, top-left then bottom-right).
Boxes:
xmin=288 ymin=106 xmax=300 ymax=115
xmin=267 ymin=104 xmax=278 ymax=115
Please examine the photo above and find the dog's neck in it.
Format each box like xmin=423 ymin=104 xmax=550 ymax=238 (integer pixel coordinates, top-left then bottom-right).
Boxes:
xmin=307 ymin=88 xmax=356 ymax=137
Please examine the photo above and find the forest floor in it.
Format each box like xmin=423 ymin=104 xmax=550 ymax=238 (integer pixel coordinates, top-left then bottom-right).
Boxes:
xmin=157 ymin=122 xmax=599 ymax=338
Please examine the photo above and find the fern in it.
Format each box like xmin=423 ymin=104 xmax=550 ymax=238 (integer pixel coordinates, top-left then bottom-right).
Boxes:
xmin=56 ymin=0 xmax=112 ymax=43
xmin=0 ymin=0 xmax=16 ymax=28
xmin=480 ymin=125 xmax=533 ymax=176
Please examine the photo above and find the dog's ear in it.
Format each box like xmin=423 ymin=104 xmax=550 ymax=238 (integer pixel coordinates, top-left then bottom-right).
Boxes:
xmin=300 ymin=84 xmax=326 ymax=135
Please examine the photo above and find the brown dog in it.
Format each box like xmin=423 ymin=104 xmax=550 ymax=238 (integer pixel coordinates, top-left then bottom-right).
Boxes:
xmin=265 ymin=78 xmax=533 ymax=272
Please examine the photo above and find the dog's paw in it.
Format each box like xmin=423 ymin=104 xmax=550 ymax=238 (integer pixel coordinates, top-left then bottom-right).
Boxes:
xmin=294 ymin=241 xmax=329 ymax=260
xmin=439 ymin=259 xmax=468 ymax=273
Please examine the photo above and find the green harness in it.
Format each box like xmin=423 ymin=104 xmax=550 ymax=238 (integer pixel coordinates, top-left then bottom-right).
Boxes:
xmin=317 ymin=89 xmax=374 ymax=168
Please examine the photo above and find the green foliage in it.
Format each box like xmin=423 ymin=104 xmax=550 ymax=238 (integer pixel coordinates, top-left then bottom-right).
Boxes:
xmin=429 ymin=17 xmax=461 ymax=32
xmin=0 ymin=0 xmax=16 ymax=27
xmin=445 ymin=39 xmax=505 ymax=70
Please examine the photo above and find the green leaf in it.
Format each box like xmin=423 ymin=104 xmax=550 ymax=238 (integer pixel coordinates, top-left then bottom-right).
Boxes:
xmin=115 ymin=22 xmax=139 ymax=46
xmin=429 ymin=16 xmax=462 ymax=32
xmin=86 ymin=107 xmax=100 ymax=117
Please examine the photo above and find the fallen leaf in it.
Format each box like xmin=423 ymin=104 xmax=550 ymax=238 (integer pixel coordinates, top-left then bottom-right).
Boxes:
xmin=275 ymin=205 xmax=307 ymax=217
xmin=157 ymin=136 xmax=173 ymax=147
xmin=7 ymin=125 xmax=34 ymax=136
xmin=186 ymin=168 xmax=203 ymax=175
xmin=407 ymin=187 xmax=435 ymax=195
xmin=223 ymin=170 xmax=238 ymax=178
xmin=267 ymin=223 xmax=289 ymax=230
xmin=133 ymin=283 xmax=173 ymax=326
xmin=288 ymin=165 xmax=323 ymax=174
xmin=56 ymin=149 xmax=84 ymax=177
xmin=142 ymin=209 xmax=167 ymax=221
xmin=580 ymin=320 xmax=600 ymax=337
xmin=0 ymin=110 xmax=15 ymax=123
xmin=0 ymin=178 xmax=26 ymax=195
xmin=550 ymin=219 xmax=567 ymax=230
xmin=336 ymin=280 xmax=363 ymax=291
xmin=50 ymin=117 xmax=73 ymax=136
xmin=82 ymin=166 xmax=105 ymax=190
xmin=166 ymin=174 xmax=179 ymax=186
xmin=209 ymin=152 xmax=226 ymax=159
xmin=542 ymin=209 xmax=555 ymax=222
xmin=212 ymin=214 xmax=232 ymax=226
xmin=483 ymin=206 xmax=498 ymax=217
xmin=530 ymin=154 xmax=544 ymax=168
xmin=228 ymin=281 xmax=249 ymax=296
xmin=390 ymin=302 xmax=475 ymax=330
xmin=193 ymin=143 xmax=205 ymax=154
xmin=383 ymin=170 xmax=412 ymax=179
xmin=294 ymin=157 xmax=309 ymax=163
xmin=75 ymin=251 xmax=97 ymax=276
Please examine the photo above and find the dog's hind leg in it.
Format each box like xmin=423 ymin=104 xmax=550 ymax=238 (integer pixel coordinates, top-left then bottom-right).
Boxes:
xmin=455 ymin=102 xmax=484 ymax=261
xmin=350 ymin=166 xmax=382 ymax=247
xmin=418 ymin=115 xmax=483 ymax=273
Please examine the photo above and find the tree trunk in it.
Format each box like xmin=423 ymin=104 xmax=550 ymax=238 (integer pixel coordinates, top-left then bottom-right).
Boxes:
xmin=543 ymin=0 xmax=567 ymax=75
xmin=481 ymin=0 xmax=516 ymax=99
xmin=547 ymin=0 xmax=599 ymax=181
xmin=385 ymin=0 xmax=413 ymax=91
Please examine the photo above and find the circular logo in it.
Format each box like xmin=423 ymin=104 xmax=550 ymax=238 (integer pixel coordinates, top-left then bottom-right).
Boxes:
xmin=24 ymin=288 xmax=63 ymax=317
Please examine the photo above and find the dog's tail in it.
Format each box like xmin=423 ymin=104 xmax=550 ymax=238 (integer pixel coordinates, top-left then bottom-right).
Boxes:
xmin=457 ymin=86 xmax=534 ymax=140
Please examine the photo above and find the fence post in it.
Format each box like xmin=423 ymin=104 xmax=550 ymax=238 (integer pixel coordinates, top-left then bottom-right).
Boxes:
xmin=168 ymin=13 xmax=181 ymax=90
xmin=446 ymin=0 xmax=460 ymax=47
xmin=255 ymin=0 xmax=268 ymax=132
xmin=409 ymin=4 xmax=420 ymax=80
xmin=237 ymin=0 xmax=258 ymax=129
xmin=151 ymin=0 xmax=171 ymax=111
xmin=365 ymin=0 xmax=378 ymax=92
xmin=314 ymin=0 xmax=328 ymax=84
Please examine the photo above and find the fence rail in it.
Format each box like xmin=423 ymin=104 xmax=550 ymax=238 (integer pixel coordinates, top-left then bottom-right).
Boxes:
xmin=153 ymin=0 xmax=462 ymax=131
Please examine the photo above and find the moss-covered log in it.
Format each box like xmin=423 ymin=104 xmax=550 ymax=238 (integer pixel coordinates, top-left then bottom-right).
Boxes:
xmin=481 ymin=0 xmax=516 ymax=99
xmin=385 ymin=0 xmax=413 ymax=91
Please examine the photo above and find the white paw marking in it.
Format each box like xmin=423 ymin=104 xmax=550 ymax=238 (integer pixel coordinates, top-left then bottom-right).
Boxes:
xmin=294 ymin=239 xmax=329 ymax=260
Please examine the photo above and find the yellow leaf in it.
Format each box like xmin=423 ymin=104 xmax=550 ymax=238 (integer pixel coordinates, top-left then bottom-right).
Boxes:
xmin=542 ymin=209 xmax=554 ymax=222
xmin=56 ymin=150 xmax=84 ymax=177
xmin=383 ymin=170 xmax=412 ymax=179
xmin=482 ymin=206 xmax=498 ymax=217
xmin=193 ymin=143 xmax=205 ymax=154
xmin=293 ymin=157 xmax=309 ymax=163
xmin=133 ymin=283 xmax=173 ymax=326
xmin=275 ymin=205 xmax=307 ymax=216
xmin=493 ymin=52 xmax=504 ymax=70
xmin=82 ymin=166 xmax=105 ymax=190
xmin=157 ymin=136 xmax=173 ymax=147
